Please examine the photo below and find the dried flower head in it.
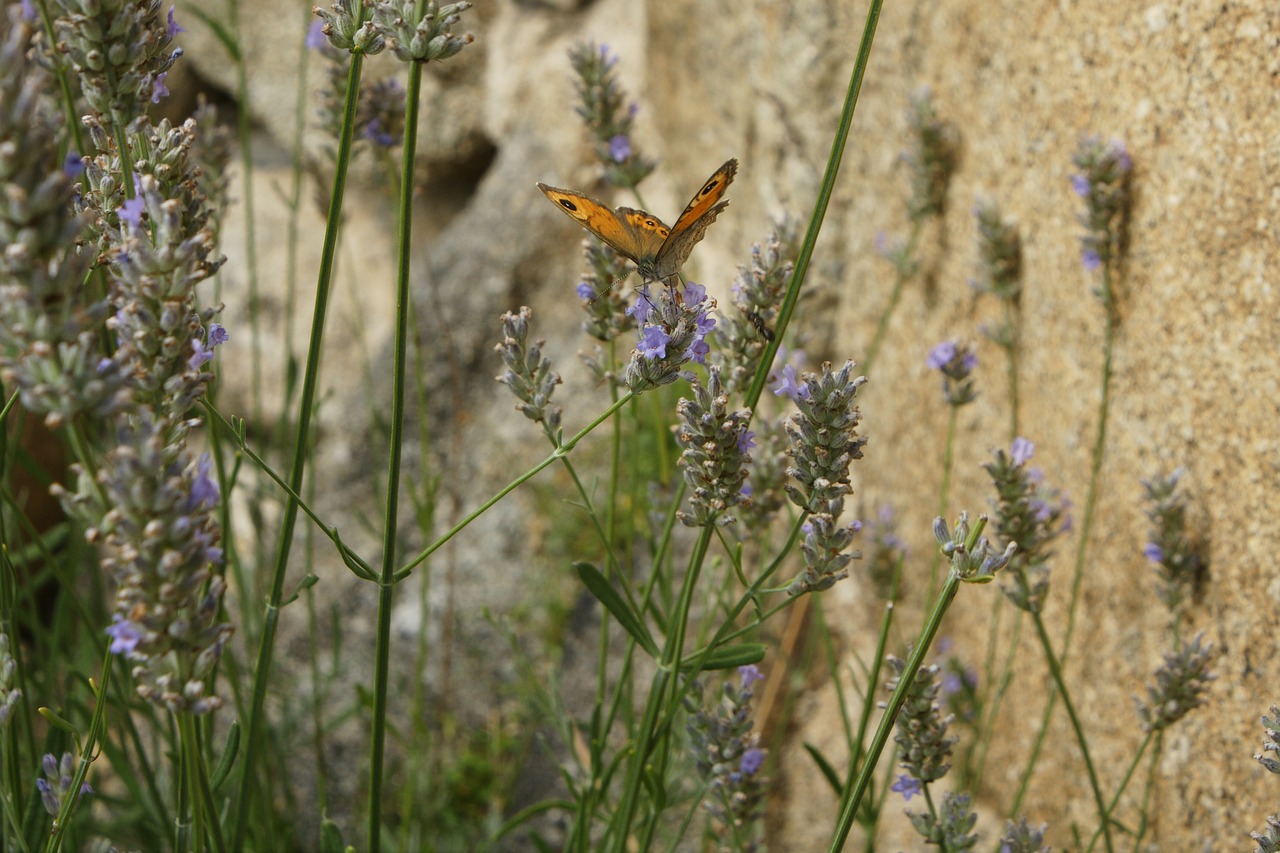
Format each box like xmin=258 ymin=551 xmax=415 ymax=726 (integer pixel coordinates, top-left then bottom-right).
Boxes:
xmin=576 ymin=239 xmax=636 ymax=343
xmin=907 ymin=791 xmax=978 ymax=851
xmin=495 ymin=307 xmax=562 ymax=436
xmin=673 ymin=366 xmax=753 ymax=527
xmin=55 ymin=0 xmax=184 ymax=123
xmin=1140 ymin=468 xmax=1204 ymax=610
xmin=623 ymin=282 xmax=716 ymax=392
xmin=933 ymin=512 xmax=1015 ymax=584
xmin=883 ymin=654 xmax=957 ymax=783
xmin=313 ymin=0 xmax=386 ymax=54
xmin=1134 ymin=632 xmax=1215 ymax=732
xmin=92 ymin=417 xmax=232 ymax=715
xmin=985 ymin=439 xmax=1068 ymax=611
xmin=904 ymin=88 xmax=960 ymax=222
xmin=370 ymin=0 xmax=474 ymax=64
xmin=685 ymin=665 xmax=769 ymax=850
xmin=927 ymin=340 xmax=978 ymax=407
xmin=714 ymin=220 xmax=798 ymax=394
xmin=567 ymin=42 xmax=654 ymax=188
xmin=1070 ymin=136 xmax=1132 ymax=279
xmin=999 ymin=815 xmax=1051 ymax=853
xmin=972 ymin=200 xmax=1023 ymax=304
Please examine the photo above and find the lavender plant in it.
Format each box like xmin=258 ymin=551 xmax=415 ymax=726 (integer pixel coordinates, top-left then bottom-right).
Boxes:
xmin=0 ymin=0 xmax=1234 ymax=848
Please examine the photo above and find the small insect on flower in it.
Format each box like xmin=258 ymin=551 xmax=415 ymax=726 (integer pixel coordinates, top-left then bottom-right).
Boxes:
xmin=538 ymin=159 xmax=737 ymax=288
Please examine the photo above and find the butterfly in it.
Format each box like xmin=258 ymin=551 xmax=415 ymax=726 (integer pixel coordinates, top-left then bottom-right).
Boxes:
xmin=537 ymin=158 xmax=737 ymax=287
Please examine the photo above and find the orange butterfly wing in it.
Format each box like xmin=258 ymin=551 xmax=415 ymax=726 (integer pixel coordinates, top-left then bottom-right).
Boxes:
xmin=537 ymin=158 xmax=737 ymax=286
xmin=536 ymin=183 xmax=669 ymax=264
xmin=652 ymin=158 xmax=738 ymax=279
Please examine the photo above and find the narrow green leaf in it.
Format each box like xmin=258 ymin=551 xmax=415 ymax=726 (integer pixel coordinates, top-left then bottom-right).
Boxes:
xmin=574 ymin=562 xmax=657 ymax=656
xmin=679 ymin=642 xmax=767 ymax=673
xmin=803 ymin=741 xmax=843 ymax=795
xmin=210 ymin=721 xmax=241 ymax=791
xmin=319 ymin=817 xmax=347 ymax=853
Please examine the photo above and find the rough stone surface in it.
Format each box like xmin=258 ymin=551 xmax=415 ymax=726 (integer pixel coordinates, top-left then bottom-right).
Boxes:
xmin=177 ymin=0 xmax=1279 ymax=847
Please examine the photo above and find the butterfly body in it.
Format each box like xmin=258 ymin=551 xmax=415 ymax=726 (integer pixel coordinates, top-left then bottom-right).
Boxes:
xmin=538 ymin=158 xmax=737 ymax=287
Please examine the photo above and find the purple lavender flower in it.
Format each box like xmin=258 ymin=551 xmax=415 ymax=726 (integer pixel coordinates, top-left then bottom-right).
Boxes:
xmin=928 ymin=340 xmax=978 ymax=405
xmin=190 ymin=454 xmax=220 ymax=509
xmin=740 ymin=748 xmax=765 ymax=776
xmin=166 ymin=6 xmax=185 ymax=37
xmin=150 ymin=72 xmax=170 ymax=104
xmin=891 ymin=774 xmax=922 ymax=801
xmin=927 ymin=340 xmax=957 ymax=370
xmin=626 ymin=291 xmax=654 ymax=323
xmin=106 ymin=615 xmax=144 ymax=656
xmin=306 ymin=19 xmax=328 ymax=49
xmin=1010 ymin=436 xmax=1034 ymax=466
xmin=118 ymin=195 xmax=145 ymax=228
xmin=637 ymin=325 xmax=670 ymax=359
xmin=739 ymin=664 xmax=764 ymax=689
xmin=770 ymin=364 xmax=804 ymax=400
xmin=1072 ymin=137 xmax=1132 ymax=281
xmin=576 ymin=281 xmax=595 ymax=300
xmin=608 ymin=134 xmax=631 ymax=162
xmin=63 ymin=153 xmax=84 ymax=178
xmin=188 ymin=340 xmax=213 ymax=369
xmin=1143 ymin=542 xmax=1164 ymax=563
xmin=362 ymin=118 xmax=396 ymax=147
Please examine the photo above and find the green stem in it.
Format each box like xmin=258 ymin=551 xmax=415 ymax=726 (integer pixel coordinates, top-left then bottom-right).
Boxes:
xmin=863 ymin=219 xmax=922 ymax=372
xmin=366 ymin=50 xmax=425 ymax=852
xmin=927 ymin=405 xmax=958 ymax=598
xmin=1004 ymin=301 xmax=1020 ymax=441
xmin=828 ymin=572 xmax=960 ymax=852
xmin=229 ymin=36 xmax=366 ymax=850
xmin=227 ymin=0 xmax=264 ymax=426
xmin=1010 ymin=262 xmax=1116 ymax=817
xmin=742 ymin=0 xmax=884 ymax=410
xmin=1061 ymin=262 xmax=1116 ymax=663
xmin=45 ymin=649 xmax=112 ymax=853
xmin=609 ymin=526 xmax=714 ymax=852
xmin=1030 ymin=611 xmax=1113 ymax=853
xmin=1084 ymin=730 xmax=1154 ymax=852
xmin=396 ymin=393 xmax=634 ymax=578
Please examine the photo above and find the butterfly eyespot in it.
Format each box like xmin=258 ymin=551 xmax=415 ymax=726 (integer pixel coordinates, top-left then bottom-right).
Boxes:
xmin=557 ymin=198 xmax=580 ymax=212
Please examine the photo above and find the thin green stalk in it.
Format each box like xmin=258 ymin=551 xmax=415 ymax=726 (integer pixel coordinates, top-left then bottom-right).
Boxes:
xmin=828 ymin=572 xmax=960 ymax=852
xmin=229 ymin=35 xmax=367 ymax=850
xmin=1061 ymin=263 xmax=1116 ymax=660
xmin=226 ymin=0 xmax=264 ymax=425
xmin=848 ymin=597 xmax=897 ymax=800
xmin=927 ymin=406 xmax=958 ymax=598
xmin=863 ymin=220 xmax=922 ymax=372
xmin=1010 ymin=265 xmax=1116 ymax=816
xmin=1003 ymin=300 xmax=1021 ymax=441
xmin=1084 ymin=729 xmax=1154 ymax=852
xmin=397 ymin=393 xmax=635 ymax=578
xmin=44 ymin=649 xmax=111 ymax=853
xmin=971 ymin=608 xmax=1021 ymax=786
xmin=743 ymin=0 xmax=884 ymax=411
xmin=366 ymin=50 xmax=426 ymax=852
xmin=1029 ymin=610 xmax=1113 ymax=853
xmin=609 ymin=526 xmax=714 ymax=852
xmin=179 ymin=711 xmax=227 ymax=853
